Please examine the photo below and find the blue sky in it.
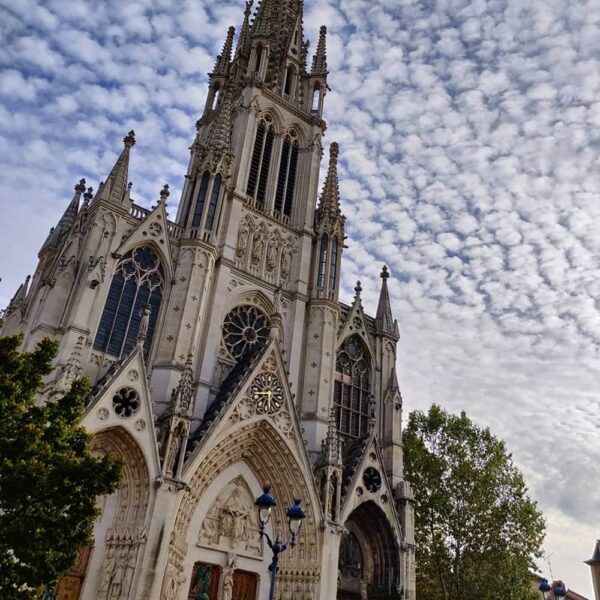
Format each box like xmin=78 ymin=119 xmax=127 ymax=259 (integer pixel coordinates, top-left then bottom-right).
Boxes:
xmin=2 ymin=0 xmax=600 ymax=594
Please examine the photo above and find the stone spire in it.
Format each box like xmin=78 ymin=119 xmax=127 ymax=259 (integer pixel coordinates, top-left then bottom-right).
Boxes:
xmin=209 ymin=83 xmax=234 ymax=156
xmin=5 ymin=275 xmax=30 ymax=316
xmin=316 ymin=143 xmax=342 ymax=220
xmin=213 ymin=26 xmax=235 ymax=76
xmin=168 ymin=354 xmax=195 ymax=418
xmin=376 ymin=265 xmax=398 ymax=338
xmin=252 ymin=0 xmax=275 ymax=37
xmin=311 ymin=25 xmax=328 ymax=76
xmin=40 ymin=178 xmax=86 ymax=253
xmin=97 ymin=130 xmax=136 ymax=206
xmin=235 ymin=1 xmax=254 ymax=58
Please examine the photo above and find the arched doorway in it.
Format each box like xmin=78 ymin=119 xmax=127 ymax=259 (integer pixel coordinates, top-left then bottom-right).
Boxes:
xmin=56 ymin=427 xmax=150 ymax=600
xmin=338 ymin=501 xmax=400 ymax=599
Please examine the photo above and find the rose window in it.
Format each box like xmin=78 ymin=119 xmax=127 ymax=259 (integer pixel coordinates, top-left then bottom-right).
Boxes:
xmin=223 ymin=305 xmax=270 ymax=360
xmin=112 ymin=387 xmax=141 ymax=418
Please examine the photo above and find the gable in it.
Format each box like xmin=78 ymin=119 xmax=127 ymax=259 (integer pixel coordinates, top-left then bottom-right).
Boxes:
xmin=339 ymin=434 xmax=404 ymax=542
xmin=115 ymin=202 xmax=174 ymax=280
xmin=82 ymin=348 xmax=160 ymax=479
xmin=337 ymin=297 xmax=375 ymax=360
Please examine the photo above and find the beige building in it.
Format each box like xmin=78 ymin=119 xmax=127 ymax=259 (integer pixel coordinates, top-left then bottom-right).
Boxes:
xmin=0 ymin=1 xmax=416 ymax=599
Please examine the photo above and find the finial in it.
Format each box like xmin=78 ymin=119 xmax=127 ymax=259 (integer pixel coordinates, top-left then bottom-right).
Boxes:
xmin=159 ymin=184 xmax=170 ymax=204
xmin=75 ymin=178 xmax=86 ymax=194
xmin=83 ymin=187 xmax=93 ymax=205
xmin=354 ymin=281 xmax=362 ymax=296
xmin=330 ymin=141 xmax=339 ymax=160
xmin=123 ymin=130 xmax=136 ymax=148
xmin=127 ymin=181 xmax=133 ymax=190
xmin=381 ymin=265 xmax=389 ymax=279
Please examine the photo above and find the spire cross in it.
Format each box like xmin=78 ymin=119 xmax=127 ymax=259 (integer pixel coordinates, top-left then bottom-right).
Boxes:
xmin=381 ymin=265 xmax=389 ymax=279
xmin=74 ymin=178 xmax=86 ymax=194
xmin=123 ymin=130 xmax=136 ymax=148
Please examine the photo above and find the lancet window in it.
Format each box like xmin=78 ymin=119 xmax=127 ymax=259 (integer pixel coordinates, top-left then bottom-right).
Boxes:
xmin=329 ymin=235 xmax=339 ymax=289
xmin=334 ymin=336 xmax=371 ymax=438
xmin=275 ymin=131 xmax=299 ymax=219
xmin=191 ymin=172 xmax=211 ymax=228
xmin=94 ymin=246 xmax=164 ymax=357
xmin=205 ymin=174 xmax=222 ymax=231
xmin=317 ymin=234 xmax=328 ymax=289
xmin=246 ymin=117 xmax=275 ymax=207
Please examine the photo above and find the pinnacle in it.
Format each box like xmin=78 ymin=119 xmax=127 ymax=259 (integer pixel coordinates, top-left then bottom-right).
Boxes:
xmin=311 ymin=25 xmax=328 ymax=76
xmin=214 ymin=26 xmax=236 ymax=76
xmin=317 ymin=142 xmax=341 ymax=217
xmin=98 ymin=130 xmax=135 ymax=205
xmin=376 ymin=264 xmax=396 ymax=337
xmin=235 ymin=1 xmax=254 ymax=58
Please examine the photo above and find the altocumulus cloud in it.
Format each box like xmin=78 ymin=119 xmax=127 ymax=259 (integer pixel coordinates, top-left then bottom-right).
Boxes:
xmin=1 ymin=0 xmax=600 ymax=594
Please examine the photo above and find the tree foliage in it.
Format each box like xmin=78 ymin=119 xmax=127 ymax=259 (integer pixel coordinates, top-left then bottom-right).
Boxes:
xmin=403 ymin=405 xmax=545 ymax=600
xmin=0 ymin=336 xmax=122 ymax=599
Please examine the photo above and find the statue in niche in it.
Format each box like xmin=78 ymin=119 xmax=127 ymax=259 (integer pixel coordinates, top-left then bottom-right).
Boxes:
xmin=236 ymin=220 xmax=250 ymax=258
xmin=280 ymin=245 xmax=291 ymax=280
xmin=266 ymin=236 xmax=279 ymax=272
xmin=220 ymin=488 xmax=249 ymax=540
xmin=251 ymin=230 xmax=265 ymax=266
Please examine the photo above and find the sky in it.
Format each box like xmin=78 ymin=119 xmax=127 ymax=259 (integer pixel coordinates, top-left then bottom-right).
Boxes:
xmin=1 ymin=0 xmax=600 ymax=595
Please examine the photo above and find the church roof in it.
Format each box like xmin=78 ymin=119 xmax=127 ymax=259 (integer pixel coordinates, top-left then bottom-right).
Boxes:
xmin=340 ymin=434 xmax=370 ymax=501
xmin=191 ymin=343 xmax=268 ymax=443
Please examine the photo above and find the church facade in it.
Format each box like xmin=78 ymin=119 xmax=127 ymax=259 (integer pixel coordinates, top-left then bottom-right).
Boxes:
xmin=1 ymin=1 xmax=416 ymax=598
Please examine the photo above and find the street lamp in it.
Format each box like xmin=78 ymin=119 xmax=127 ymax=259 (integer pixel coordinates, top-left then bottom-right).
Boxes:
xmin=539 ymin=579 xmax=551 ymax=600
xmin=554 ymin=582 xmax=567 ymax=598
xmin=255 ymin=486 xmax=306 ymax=600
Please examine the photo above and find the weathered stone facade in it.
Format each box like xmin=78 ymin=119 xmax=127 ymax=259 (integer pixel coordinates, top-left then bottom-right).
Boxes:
xmin=1 ymin=1 xmax=416 ymax=598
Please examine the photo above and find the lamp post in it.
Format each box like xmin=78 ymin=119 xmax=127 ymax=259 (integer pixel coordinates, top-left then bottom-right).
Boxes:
xmin=539 ymin=578 xmax=567 ymax=599
xmin=255 ymin=486 xmax=306 ymax=600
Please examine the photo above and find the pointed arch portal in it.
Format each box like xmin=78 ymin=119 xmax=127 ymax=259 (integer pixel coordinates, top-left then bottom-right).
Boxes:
xmin=338 ymin=501 xmax=400 ymax=599
xmin=163 ymin=419 xmax=321 ymax=600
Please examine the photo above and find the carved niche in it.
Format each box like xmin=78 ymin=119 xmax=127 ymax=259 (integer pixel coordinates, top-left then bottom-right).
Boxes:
xmin=235 ymin=214 xmax=297 ymax=286
xmin=197 ymin=477 xmax=262 ymax=558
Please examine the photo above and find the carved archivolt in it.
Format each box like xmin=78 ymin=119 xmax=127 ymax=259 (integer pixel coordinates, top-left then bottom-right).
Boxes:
xmin=160 ymin=421 xmax=321 ymax=599
xmin=235 ymin=214 xmax=296 ymax=286
xmin=197 ymin=476 xmax=262 ymax=557
xmin=91 ymin=428 xmax=150 ymax=600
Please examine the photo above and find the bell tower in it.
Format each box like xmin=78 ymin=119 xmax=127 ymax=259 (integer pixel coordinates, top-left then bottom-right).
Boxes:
xmin=152 ymin=0 xmax=334 ymax=420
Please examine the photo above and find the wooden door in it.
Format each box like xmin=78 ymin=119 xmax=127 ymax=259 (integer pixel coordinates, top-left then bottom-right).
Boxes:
xmin=55 ymin=545 xmax=92 ymax=600
xmin=188 ymin=563 xmax=220 ymax=600
xmin=232 ymin=570 xmax=258 ymax=600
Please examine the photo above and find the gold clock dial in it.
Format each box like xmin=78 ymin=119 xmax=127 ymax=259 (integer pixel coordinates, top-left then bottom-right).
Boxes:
xmin=250 ymin=372 xmax=284 ymax=414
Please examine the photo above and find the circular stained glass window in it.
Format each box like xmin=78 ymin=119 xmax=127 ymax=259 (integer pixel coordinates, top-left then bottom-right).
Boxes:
xmin=223 ymin=305 xmax=270 ymax=360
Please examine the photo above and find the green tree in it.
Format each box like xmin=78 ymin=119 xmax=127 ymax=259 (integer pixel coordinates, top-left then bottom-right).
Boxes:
xmin=403 ymin=405 xmax=544 ymax=600
xmin=0 ymin=336 xmax=122 ymax=599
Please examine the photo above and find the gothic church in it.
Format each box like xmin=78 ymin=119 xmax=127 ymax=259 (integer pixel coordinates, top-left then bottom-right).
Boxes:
xmin=1 ymin=1 xmax=416 ymax=598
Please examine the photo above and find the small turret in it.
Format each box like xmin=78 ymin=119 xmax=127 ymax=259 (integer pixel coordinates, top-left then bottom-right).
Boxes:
xmin=96 ymin=131 xmax=136 ymax=206
xmin=39 ymin=178 xmax=86 ymax=254
xmin=213 ymin=26 xmax=235 ymax=77
xmin=308 ymin=25 xmax=328 ymax=116
xmin=376 ymin=265 xmax=399 ymax=339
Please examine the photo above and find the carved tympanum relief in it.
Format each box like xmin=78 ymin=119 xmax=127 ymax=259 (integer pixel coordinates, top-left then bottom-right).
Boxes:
xmin=197 ymin=477 xmax=262 ymax=557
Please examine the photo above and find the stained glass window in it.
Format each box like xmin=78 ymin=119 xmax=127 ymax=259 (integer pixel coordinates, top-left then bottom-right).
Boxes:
xmin=334 ymin=336 xmax=371 ymax=438
xmin=94 ymin=247 xmax=163 ymax=357
xmin=192 ymin=172 xmax=211 ymax=227
xmin=317 ymin=234 xmax=328 ymax=289
xmin=223 ymin=305 xmax=270 ymax=360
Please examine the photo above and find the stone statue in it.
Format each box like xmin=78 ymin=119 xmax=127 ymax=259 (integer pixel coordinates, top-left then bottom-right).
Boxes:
xmin=280 ymin=245 xmax=291 ymax=280
xmin=266 ymin=237 xmax=278 ymax=272
xmin=222 ymin=554 xmax=236 ymax=600
xmin=251 ymin=231 xmax=265 ymax=265
xmin=236 ymin=220 xmax=250 ymax=258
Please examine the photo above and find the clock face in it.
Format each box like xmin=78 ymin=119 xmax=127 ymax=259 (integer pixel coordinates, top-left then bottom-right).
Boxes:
xmin=363 ymin=467 xmax=382 ymax=493
xmin=250 ymin=372 xmax=284 ymax=414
